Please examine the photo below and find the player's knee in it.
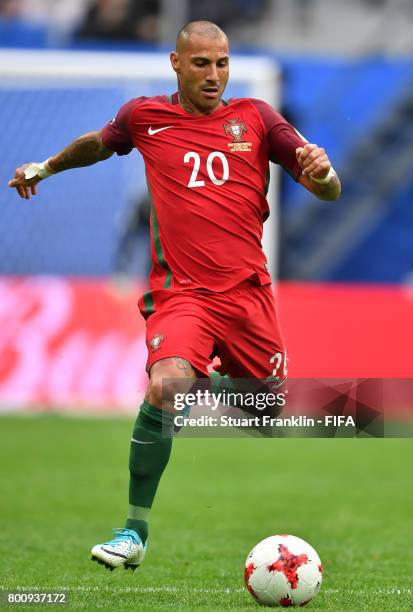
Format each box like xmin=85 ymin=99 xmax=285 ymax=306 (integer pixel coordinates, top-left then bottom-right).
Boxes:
xmin=146 ymin=375 xmax=164 ymax=408
xmin=146 ymin=358 xmax=196 ymax=408
xmin=146 ymin=376 xmax=191 ymax=409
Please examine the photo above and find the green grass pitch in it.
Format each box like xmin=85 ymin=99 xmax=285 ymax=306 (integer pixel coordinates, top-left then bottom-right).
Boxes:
xmin=0 ymin=415 xmax=412 ymax=610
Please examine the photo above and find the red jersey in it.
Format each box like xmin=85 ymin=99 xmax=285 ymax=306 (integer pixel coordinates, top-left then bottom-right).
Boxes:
xmin=102 ymin=93 xmax=305 ymax=297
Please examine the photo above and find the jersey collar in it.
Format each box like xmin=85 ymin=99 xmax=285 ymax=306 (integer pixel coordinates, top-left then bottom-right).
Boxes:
xmin=169 ymin=91 xmax=230 ymax=114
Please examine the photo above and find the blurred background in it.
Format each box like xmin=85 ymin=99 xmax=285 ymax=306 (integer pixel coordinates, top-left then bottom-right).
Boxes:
xmin=1 ymin=0 xmax=413 ymax=413
xmin=2 ymin=9 xmax=412 ymax=606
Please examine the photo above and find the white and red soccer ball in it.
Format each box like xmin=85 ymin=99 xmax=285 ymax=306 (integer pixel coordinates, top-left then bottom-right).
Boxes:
xmin=244 ymin=534 xmax=323 ymax=607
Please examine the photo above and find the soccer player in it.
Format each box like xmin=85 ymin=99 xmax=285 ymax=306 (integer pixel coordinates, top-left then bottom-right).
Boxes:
xmin=8 ymin=21 xmax=341 ymax=571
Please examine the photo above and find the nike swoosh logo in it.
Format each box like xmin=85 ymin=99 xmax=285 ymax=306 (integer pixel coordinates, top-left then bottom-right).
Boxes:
xmin=131 ymin=437 xmax=155 ymax=444
xmin=101 ymin=548 xmax=128 ymax=559
xmin=148 ymin=126 xmax=174 ymax=135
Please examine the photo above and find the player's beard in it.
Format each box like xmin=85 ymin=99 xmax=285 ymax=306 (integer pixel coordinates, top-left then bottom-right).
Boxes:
xmin=182 ymin=89 xmax=222 ymax=114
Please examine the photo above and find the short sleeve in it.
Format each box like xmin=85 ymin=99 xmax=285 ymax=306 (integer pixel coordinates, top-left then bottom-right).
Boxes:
xmin=251 ymin=99 xmax=307 ymax=181
xmin=101 ymin=98 xmax=139 ymax=156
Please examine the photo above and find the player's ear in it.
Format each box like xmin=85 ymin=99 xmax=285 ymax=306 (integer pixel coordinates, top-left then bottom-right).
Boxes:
xmin=170 ymin=52 xmax=180 ymax=74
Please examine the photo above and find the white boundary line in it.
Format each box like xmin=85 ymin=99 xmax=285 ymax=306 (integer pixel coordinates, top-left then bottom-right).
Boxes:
xmin=2 ymin=586 xmax=412 ymax=595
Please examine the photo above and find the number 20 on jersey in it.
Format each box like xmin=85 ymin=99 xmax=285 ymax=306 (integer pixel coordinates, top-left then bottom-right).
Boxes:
xmin=184 ymin=152 xmax=229 ymax=188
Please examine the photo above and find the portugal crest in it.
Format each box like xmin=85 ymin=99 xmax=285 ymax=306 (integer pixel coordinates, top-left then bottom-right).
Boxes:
xmin=149 ymin=333 xmax=164 ymax=352
xmin=224 ymin=119 xmax=252 ymax=152
xmin=224 ymin=118 xmax=247 ymax=142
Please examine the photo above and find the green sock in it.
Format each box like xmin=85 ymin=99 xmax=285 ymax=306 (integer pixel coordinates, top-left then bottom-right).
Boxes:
xmin=209 ymin=371 xmax=235 ymax=395
xmin=209 ymin=372 xmax=276 ymax=436
xmin=125 ymin=401 xmax=174 ymax=544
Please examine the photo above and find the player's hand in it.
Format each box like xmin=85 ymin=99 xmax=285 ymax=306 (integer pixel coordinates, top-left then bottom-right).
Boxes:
xmin=296 ymin=144 xmax=331 ymax=180
xmin=8 ymin=164 xmax=42 ymax=199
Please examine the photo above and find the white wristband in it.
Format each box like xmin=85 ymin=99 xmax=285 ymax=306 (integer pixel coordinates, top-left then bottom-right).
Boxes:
xmin=310 ymin=167 xmax=335 ymax=184
xmin=24 ymin=159 xmax=56 ymax=180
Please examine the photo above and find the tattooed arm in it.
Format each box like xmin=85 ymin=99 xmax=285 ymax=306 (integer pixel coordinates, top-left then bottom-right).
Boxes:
xmin=48 ymin=130 xmax=114 ymax=171
xmin=8 ymin=130 xmax=114 ymax=199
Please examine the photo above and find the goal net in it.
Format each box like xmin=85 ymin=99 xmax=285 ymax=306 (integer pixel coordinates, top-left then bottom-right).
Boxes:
xmin=0 ymin=48 xmax=280 ymax=279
